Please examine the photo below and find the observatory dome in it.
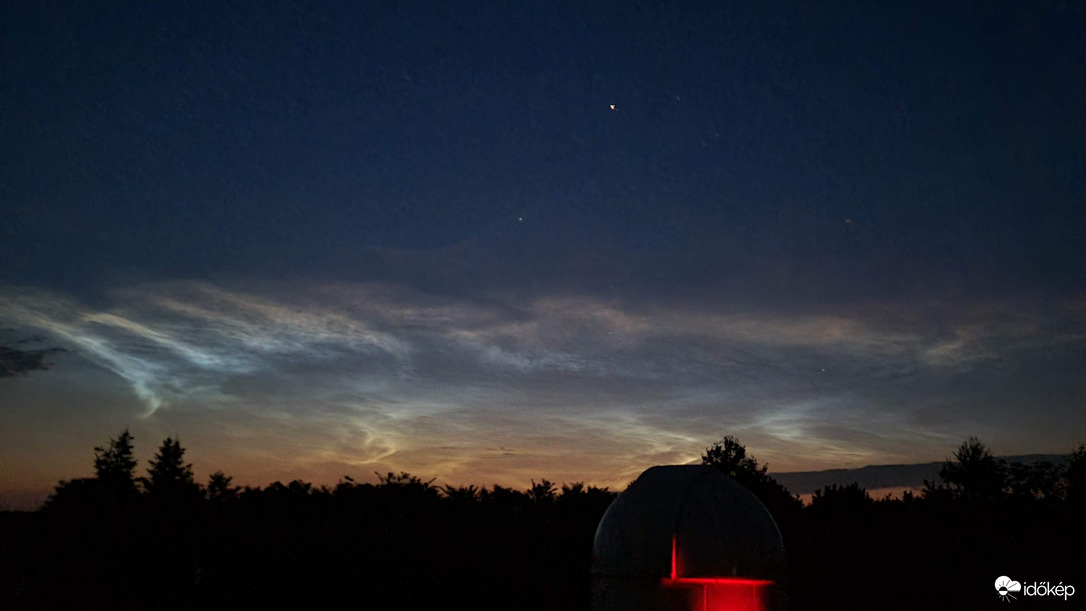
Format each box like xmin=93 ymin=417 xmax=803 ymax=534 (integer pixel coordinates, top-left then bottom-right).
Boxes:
xmin=592 ymin=465 xmax=787 ymax=611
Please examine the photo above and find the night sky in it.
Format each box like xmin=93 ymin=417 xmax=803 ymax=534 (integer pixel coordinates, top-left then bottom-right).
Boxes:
xmin=3 ymin=1 xmax=1085 ymax=509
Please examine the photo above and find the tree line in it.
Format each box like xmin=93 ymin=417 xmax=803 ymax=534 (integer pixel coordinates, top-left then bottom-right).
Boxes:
xmin=0 ymin=431 xmax=1082 ymax=610
xmin=701 ymin=435 xmax=1085 ymax=610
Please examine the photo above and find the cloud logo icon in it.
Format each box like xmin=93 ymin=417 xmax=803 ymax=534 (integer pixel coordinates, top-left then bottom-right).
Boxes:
xmin=995 ymin=576 xmax=1022 ymax=601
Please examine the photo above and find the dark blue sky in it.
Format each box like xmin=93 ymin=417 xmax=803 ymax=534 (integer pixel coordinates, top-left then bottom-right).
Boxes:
xmin=2 ymin=1 xmax=1084 ymax=507
xmin=6 ymin=1 xmax=1083 ymax=297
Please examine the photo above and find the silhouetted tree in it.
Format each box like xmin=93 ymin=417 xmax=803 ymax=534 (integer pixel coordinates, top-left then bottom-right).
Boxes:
xmin=1063 ymin=444 xmax=1086 ymax=506
xmin=935 ymin=436 xmax=1007 ymax=501
xmin=528 ymin=479 xmax=557 ymax=506
xmin=809 ymin=482 xmax=873 ymax=515
xmin=43 ymin=477 xmax=107 ymax=512
xmin=142 ymin=437 xmax=201 ymax=502
xmin=375 ymin=471 xmax=440 ymax=504
xmin=42 ymin=429 xmax=138 ymax=513
xmin=442 ymin=484 xmax=481 ymax=503
xmin=1006 ymin=460 xmax=1064 ymax=500
xmin=206 ymin=470 xmax=239 ymax=503
xmin=20 ymin=432 xmax=1086 ymax=611
xmin=702 ymin=436 xmax=802 ymax=522
xmin=479 ymin=483 xmax=530 ymax=511
xmin=93 ymin=428 xmax=139 ymax=495
xmin=376 ymin=471 xmax=436 ymax=488
xmin=703 ymin=435 xmax=763 ymax=478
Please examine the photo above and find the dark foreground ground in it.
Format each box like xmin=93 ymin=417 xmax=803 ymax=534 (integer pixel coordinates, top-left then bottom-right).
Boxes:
xmin=1 ymin=479 xmax=1082 ymax=611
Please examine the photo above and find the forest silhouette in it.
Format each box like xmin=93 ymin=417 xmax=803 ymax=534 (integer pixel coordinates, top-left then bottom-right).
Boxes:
xmin=1 ymin=433 xmax=1083 ymax=610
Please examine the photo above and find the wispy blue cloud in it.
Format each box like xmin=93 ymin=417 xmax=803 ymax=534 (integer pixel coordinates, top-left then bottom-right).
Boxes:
xmin=2 ymin=281 xmax=1084 ymax=502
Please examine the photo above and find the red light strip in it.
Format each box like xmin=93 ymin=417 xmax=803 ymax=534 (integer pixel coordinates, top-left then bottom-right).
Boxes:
xmin=666 ymin=577 xmax=774 ymax=586
xmin=662 ymin=536 xmax=774 ymax=587
xmin=671 ymin=534 xmax=678 ymax=579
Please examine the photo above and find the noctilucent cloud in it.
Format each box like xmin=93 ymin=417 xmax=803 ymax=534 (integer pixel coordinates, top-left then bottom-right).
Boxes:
xmin=2 ymin=1 xmax=1084 ymax=508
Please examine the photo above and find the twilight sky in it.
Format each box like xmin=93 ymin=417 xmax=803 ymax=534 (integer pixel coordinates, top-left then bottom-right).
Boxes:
xmin=2 ymin=1 xmax=1084 ymax=509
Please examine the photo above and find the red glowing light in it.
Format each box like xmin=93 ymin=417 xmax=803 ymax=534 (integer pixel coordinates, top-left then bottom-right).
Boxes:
xmin=671 ymin=533 xmax=678 ymax=579
xmin=668 ymin=577 xmax=774 ymax=586
xmin=662 ymin=536 xmax=773 ymax=611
